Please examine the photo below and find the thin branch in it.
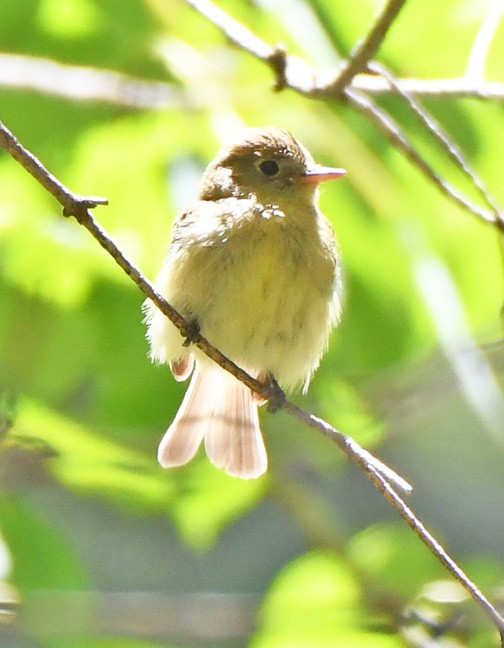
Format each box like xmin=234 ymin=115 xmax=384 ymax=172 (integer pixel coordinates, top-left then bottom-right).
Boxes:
xmin=185 ymin=0 xmax=273 ymax=61
xmin=2 ymin=119 xmax=504 ymax=642
xmin=184 ymin=0 xmax=504 ymax=102
xmin=329 ymin=0 xmax=406 ymax=96
xmin=344 ymin=86 xmax=502 ymax=229
xmin=3 ymin=53 xmax=504 ymax=108
xmin=0 ymin=53 xmax=185 ymax=109
xmin=185 ymin=0 xmax=328 ymax=95
xmin=282 ymin=403 xmax=413 ymax=495
xmin=367 ymin=62 xmax=504 ymax=225
xmin=184 ymin=0 xmax=504 ymax=233
xmin=287 ymin=396 xmax=504 ymax=642
xmin=363 ymin=462 xmax=504 ymax=646
xmin=466 ymin=0 xmax=504 ymax=81
xmin=352 ymin=74 xmax=504 ymax=100
xmin=0 ymin=121 xmax=96 ymax=208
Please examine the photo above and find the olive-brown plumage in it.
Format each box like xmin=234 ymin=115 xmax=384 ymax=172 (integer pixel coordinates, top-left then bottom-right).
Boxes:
xmin=145 ymin=127 xmax=345 ymax=478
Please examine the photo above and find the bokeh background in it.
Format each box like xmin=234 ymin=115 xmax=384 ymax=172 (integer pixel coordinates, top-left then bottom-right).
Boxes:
xmin=1 ymin=0 xmax=504 ymax=646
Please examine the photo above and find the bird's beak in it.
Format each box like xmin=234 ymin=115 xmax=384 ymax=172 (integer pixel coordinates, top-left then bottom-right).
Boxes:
xmin=299 ymin=165 xmax=346 ymax=185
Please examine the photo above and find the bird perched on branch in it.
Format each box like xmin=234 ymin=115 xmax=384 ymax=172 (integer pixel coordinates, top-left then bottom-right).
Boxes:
xmin=144 ymin=127 xmax=345 ymax=479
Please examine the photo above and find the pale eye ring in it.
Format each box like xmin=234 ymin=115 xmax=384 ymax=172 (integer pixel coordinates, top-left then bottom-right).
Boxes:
xmin=258 ymin=159 xmax=280 ymax=177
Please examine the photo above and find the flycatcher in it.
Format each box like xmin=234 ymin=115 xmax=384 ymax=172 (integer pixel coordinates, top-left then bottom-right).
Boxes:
xmin=145 ymin=127 xmax=345 ymax=479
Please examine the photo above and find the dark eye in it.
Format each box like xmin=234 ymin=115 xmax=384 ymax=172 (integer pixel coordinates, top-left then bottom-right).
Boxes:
xmin=259 ymin=159 xmax=280 ymax=177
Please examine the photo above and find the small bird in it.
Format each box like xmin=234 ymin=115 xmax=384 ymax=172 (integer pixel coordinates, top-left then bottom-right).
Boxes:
xmin=144 ymin=127 xmax=345 ymax=479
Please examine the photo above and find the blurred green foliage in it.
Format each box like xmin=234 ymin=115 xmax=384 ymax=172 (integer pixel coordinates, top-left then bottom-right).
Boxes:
xmin=1 ymin=0 xmax=504 ymax=646
xmin=252 ymin=551 xmax=403 ymax=647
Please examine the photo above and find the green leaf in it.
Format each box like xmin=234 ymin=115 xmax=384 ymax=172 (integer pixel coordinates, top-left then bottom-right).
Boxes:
xmin=347 ymin=523 xmax=444 ymax=598
xmin=8 ymin=398 xmax=267 ymax=548
xmin=0 ymin=494 xmax=87 ymax=591
xmin=252 ymin=550 xmax=403 ymax=648
xmin=9 ymin=398 xmax=174 ymax=514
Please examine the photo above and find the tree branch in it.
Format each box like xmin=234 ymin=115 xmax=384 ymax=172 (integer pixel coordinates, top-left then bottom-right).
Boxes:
xmin=344 ymin=85 xmax=503 ymax=230
xmin=368 ymin=62 xmax=504 ymax=225
xmin=184 ymin=0 xmax=504 ymax=233
xmin=0 ymin=53 xmax=184 ymax=109
xmin=365 ymin=462 xmax=504 ymax=645
xmin=353 ymin=74 xmax=504 ymax=100
xmin=2 ymin=53 xmax=504 ymax=107
xmin=329 ymin=0 xmax=406 ymax=96
xmin=184 ymin=0 xmax=504 ymax=102
xmin=185 ymin=0 xmax=332 ymax=96
xmin=2 ymin=119 xmax=504 ymax=642
xmin=466 ymin=0 xmax=504 ymax=81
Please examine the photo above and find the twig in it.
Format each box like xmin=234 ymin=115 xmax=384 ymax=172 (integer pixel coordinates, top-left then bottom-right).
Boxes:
xmin=2 ymin=119 xmax=504 ymax=641
xmin=466 ymin=0 xmax=504 ymax=81
xmin=330 ymin=0 xmax=406 ymax=96
xmin=0 ymin=53 xmax=184 ymax=109
xmin=364 ymin=462 xmax=504 ymax=646
xmin=344 ymin=86 xmax=503 ymax=230
xmin=283 ymin=402 xmax=413 ymax=493
xmin=185 ymin=0 xmax=328 ymax=95
xmin=184 ymin=0 xmax=504 ymax=103
xmin=352 ymin=74 xmax=504 ymax=100
xmin=286 ymin=397 xmax=504 ymax=641
xmin=0 ymin=122 xmax=107 ymax=211
xmin=185 ymin=0 xmax=274 ymax=61
xmin=367 ymin=62 xmax=504 ymax=225
xmin=3 ymin=52 xmax=504 ymax=104
xmin=184 ymin=0 xmax=504 ymax=233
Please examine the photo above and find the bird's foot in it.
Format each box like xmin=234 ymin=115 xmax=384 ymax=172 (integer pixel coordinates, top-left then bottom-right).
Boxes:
xmin=182 ymin=318 xmax=201 ymax=347
xmin=265 ymin=373 xmax=286 ymax=413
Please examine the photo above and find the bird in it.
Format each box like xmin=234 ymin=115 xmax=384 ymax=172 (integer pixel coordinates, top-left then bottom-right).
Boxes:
xmin=144 ymin=127 xmax=345 ymax=479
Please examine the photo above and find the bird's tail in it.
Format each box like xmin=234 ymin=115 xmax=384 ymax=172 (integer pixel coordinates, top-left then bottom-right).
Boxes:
xmin=158 ymin=363 xmax=267 ymax=479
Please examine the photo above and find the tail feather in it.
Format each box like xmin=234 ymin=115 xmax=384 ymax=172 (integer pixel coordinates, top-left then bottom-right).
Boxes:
xmin=158 ymin=364 xmax=206 ymax=468
xmin=204 ymin=369 xmax=266 ymax=479
xmin=158 ymin=363 xmax=267 ymax=479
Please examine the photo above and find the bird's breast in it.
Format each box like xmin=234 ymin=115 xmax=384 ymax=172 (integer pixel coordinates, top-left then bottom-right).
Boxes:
xmin=187 ymin=204 xmax=339 ymax=388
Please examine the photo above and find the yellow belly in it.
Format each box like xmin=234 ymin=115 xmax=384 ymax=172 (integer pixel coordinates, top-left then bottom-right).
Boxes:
xmin=148 ymin=198 xmax=340 ymax=392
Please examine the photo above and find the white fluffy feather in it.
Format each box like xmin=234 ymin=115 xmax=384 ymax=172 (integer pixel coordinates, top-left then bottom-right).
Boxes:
xmin=158 ymin=362 xmax=267 ymax=479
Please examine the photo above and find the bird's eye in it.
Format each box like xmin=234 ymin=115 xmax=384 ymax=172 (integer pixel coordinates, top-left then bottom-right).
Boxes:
xmin=259 ymin=159 xmax=280 ymax=177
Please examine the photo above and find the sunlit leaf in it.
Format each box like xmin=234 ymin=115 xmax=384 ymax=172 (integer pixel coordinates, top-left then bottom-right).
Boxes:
xmin=9 ymin=398 xmax=174 ymax=513
xmin=0 ymin=494 xmax=87 ymax=590
xmin=252 ymin=551 xmax=403 ymax=647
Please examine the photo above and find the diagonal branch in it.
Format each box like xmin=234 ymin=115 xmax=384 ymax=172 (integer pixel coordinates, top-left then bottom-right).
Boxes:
xmin=367 ymin=62 xmax=504 ymax=225
xmin=466 ymin=0 xmax=504 ymax=81
xmin=2 ymin=119 xmax=504 ymax=642
xmin=344 ymin=86 xmax=503 ymax=229
xmin=329 ymin=0 xmax=406 ymax=96
xmin=363 ymin=458 xmax=504 ymax=645
xmin=185 ymin=0 xmax=327 ymax=95
xmin=185 ymin=0 xmax=504 ymax=232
